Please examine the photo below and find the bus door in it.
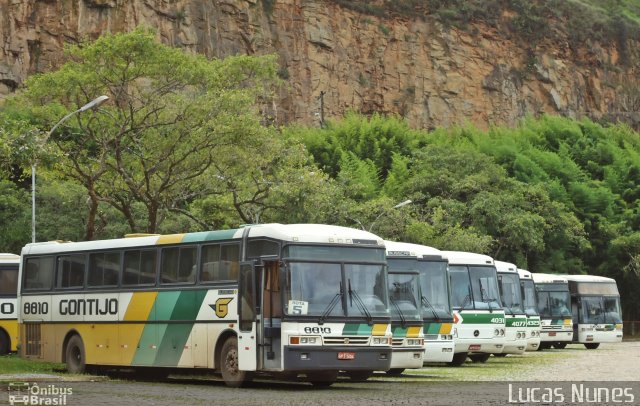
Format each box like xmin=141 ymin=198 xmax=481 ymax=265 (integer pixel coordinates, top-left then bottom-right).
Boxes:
xmin=572 ymin=297 xmax=580 ymax=341
xmin=238 ymin=262 xmax=258 ymax=371
xmin=261 ymin=260 xmax=282 ymax=369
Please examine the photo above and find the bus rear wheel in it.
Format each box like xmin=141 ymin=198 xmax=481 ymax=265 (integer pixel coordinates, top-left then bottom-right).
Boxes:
xmin=584 ymin=343 xmax=600 ymax=350
xmin=308 ymin=370 xmax=338 ymax=387
xmin=345 ymin=370 xmax=373 ymax=381
xmin=65 ymin=335 xmax=86 ymax=374
xmin=386 ymin=368 xmax=405 ymax=376
xmin=553 ymin=343 xmax=567 ymax=349
xmin=220 ymin=337 xmax=253 ymax=387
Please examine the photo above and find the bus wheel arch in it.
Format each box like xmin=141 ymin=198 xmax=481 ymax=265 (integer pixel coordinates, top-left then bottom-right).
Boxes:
xmin=62 ymin=331 xmax=86 ymax=374
xmin=219 ymin=335 xmax=253 ymax=387
xmin=0 ymin=328 xmax=10 ymax=355
xmin=214 ymin=330 xmax=237 ymax=371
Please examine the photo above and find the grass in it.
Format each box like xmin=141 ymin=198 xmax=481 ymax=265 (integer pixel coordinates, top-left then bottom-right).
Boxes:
xmin=0 ymin=354 xmax=65 ymax=375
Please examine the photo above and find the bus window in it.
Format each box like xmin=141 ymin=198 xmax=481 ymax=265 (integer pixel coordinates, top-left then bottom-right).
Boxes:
xmin=23 ymin=257 xmax=54 ymax=291
xmin=200 ymin=244 xmax=220 ymax=282
xmin=0 ymin=267 xmax=18 ymax=295
xmin=57 ymin=254 xmax=86 ymax=289
xmin=123 ymin=250 xmax=157 ymax=286
xmin=200 ymin=244 xmax=240 ymax=282
xmin=220 ymin=244 xmax=240 ymax=280
xmin=88 ymin=252 xmax=121 ymax=287
xmin=247 ymin=239 xmax=280 ymax=259
xmin=161 ymin=246 xmax=197 ymax=284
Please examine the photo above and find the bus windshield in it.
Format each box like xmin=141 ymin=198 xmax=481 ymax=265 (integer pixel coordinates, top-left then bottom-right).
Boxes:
xmin=521 ymin=279 xmax=538 ymax=316
xmin=499 ymin=273 xmax=523 ymax=314
xmin=387 ymin=271 xmax=422 ymax=322
xmin=580 ymin=296 xmax=622 ymax=324
xmin=282 ymin=245 xmax=389 ymax=319
xmin=536 ymin=287 xmax=571 ymax=318
xmin=449 ymin=265 xmax=502 ymax=310
xmin=387 ymin=258 xmax=451 ymax=320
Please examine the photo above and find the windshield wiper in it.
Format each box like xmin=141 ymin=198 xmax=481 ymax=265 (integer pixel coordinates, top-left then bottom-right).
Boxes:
xmin=390 ymin=298 xmax=407 ymax=327
xmin=348 ymin=279 xmax=373 ymax=325
xmin=318 ymin=282 xmax=343 ymax=325
xmin=421 ymin=295 xmax=441 ymax=322
xmin=459 ymin=285 xmax=472 ymax=310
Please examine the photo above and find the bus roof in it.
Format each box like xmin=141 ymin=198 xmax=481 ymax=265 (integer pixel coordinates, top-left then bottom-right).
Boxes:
xmin=441 ymin=251 xmax=494 ymax=266
xmin=384 ymin=241 xmax=446 ymax=261
xmin=517 ymin=268 xmax=533 ymax=280
xmin=560 ymin=274 xmax=617 ymax=284
xmin=0 ymin=253 xmax=20 ymax=264
xmin=531 ymin=273 xmax=568 ymax=285
xmin=21 ymin=224 xmax=385 ymax=256
xmin=495 ymin=260 xmax=518 ymax=274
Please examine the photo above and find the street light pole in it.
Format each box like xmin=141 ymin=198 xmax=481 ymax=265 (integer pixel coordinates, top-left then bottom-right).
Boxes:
xmin=367 ymin=199 xmax=413 ymax=233
xmin=31 ymin=95 xmax=109 ymax=243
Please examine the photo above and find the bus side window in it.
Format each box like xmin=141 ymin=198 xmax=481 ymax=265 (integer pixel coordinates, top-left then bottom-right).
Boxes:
xmin=123 ymin=250 xmax=157 ymax=286
xmin=161 ymin=246 xmax=196 ymax=284
xmin=221 ymin=244 xmax=240 ymax=280
xmin=57 ymin=254 xmax=86 ymax=289
xmin=24 ymin=257 xmax=54 ymax=291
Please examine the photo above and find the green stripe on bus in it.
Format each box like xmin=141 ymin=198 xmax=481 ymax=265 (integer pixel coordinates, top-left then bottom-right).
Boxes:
xmin=342 ymin=324 xmax=372 ymax=335
xmin=457 ymin=311 xmax=505 ymax=324
xmin=424 ymin=323 xmax=441 ymax=335
xmin=505 ymin=317 xmax=528 ymax=327
xmin=392 ymin=326 xmax=407 ymax=337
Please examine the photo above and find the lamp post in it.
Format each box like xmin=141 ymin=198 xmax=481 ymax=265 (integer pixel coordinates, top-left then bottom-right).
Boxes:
xmin=31 ymin=95 xmax=109 ymax=243
xmin=362 ymin=199 xmax=413 ymax=233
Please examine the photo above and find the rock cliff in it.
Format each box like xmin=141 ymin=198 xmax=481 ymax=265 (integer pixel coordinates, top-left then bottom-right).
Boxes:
xmin=1 ymin=0 xmax=638 ymax=129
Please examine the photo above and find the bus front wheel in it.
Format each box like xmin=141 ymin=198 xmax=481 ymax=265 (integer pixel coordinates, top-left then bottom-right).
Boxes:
xmin=345 ymin=370 xmax=373 ymax=381
xmin=308 ymin=370 xmax=338 ymax=387
xmin=65 ymin=335 xmax=86 ymax=374
xmin=386 ymin=368 xmax=405 ymax=376
xmin=469 ymin=353 xmax=490 ymax=363
xmin=448 ymin=352 xmax=468 ymax=367
xmin=584 ymin=343 xmax=600 ymax=350
xmin=220 ymin=337 xmax=253 ymax=387
xmin=553 ymin=343 xmax=567 ymax=349
xmin=0 ymin=330 xmax=10 ymax=355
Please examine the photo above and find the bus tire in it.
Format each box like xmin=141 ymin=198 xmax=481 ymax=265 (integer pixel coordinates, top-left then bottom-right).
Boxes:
xmin=386 ymin=368 xmax=405 ymax=376
xmin=0 ymin=330 xmax=9 ymax=355
xmin=220 ymin=336 xmax=252 ymax=387
xmin=65 ymin=335 xmax=86 ymax=374
xmin=448 ymin=352 xmax=468 ymax=366
xmin=584 ymin=343 xmax=600 ymax=350
xmin=469 ymin=353 xmax=490 ymax=363
xmin=494 ymin=353 xmax=508 ymax=357
xmin=345 ymin=370 xmax=373 ymax=381
xmin=553 ymin=343 xmax=567 ymax=349
xmin=308 ymin=370 xmax=338 ymax=387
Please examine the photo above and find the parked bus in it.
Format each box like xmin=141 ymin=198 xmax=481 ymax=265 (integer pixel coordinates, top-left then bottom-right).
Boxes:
xmin=563 ymin=274 xmax=623 ymax=349
xmin=443 ymin=251 xmax=505 ymax=365
xmin=531 ymin=273 xmax=572 ymax=349
xmin=494 ymin=261 xmax=527 ymax=356
xmin=0 ymin=253 xmax=20 ymax=354
xmin=18 ymin=224 xmax=392 ymax=387
xmin=517 ymin=268 xmax=541 ymax=351
xmin=385 ymin=242 xmax=454 ymax=365
xmin=384 ymin=263 xmax=425 ymax=375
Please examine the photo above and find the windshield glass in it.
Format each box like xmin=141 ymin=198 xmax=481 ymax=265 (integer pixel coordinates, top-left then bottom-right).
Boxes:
xmin=536 ymin=290 xmax=572 ymax=318
xmin=580 ymin=296 xmax=622 ymax=324
xmin=521 ymin=280 xmax=538 ymax=316
xmin=387 ymin=271 xmax=422 ymax=322
xmin=469 ymin=266 xmax=502 ymax=310
xmin=499 ymin=273 xmax=523 ymax=314
xmin=388 ymin=258 xmax=451 ymax=319
xmin=449 ymin=265 xmax=472 ymax=310
xmin=345 ymin=264 xmax=389 ymax=317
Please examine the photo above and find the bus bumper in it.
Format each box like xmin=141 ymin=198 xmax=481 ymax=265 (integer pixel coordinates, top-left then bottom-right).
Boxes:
xmin=283 ymin=345 xmax=392 ymax=371
xmin=389 ymin=347 xmax=424 ymax=369
xmin=454 ymin=337 xmax=504 ymax=354
xmin=540 ymin=330 xmax=572 ymax=343
xmin=423 ymin=340 xmax=455 ymax=363
xmin=526 ymin=337 xmax=541 ymax=351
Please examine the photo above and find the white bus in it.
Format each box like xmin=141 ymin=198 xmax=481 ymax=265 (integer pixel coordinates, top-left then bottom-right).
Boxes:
xmin=563 ymin=274 xmax=623 ymax=349
xmin=385 ymin=241 xmax=454 ymax=365
xmin=517 ymin=268 xmax=541 ymax=351
xmin=443 ymin=251 xmax=505 ymax=365
xmin=18 ymin=224 xmax=393 ymax=387
xmin=0 ymin=253 xmax=20 ymax=354
xmin=531 ymin=273 xmax=573 ymax=349
xmin=494 ymin=261 xmax=527 ymax=355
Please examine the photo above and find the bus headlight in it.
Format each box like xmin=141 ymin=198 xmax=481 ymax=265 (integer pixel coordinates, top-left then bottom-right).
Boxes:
xmin=289 ymin=336 xmax=320 ymax=345
xmin=373 ymin=337 xmax=391 ymax=345
xmin=407 ymin=338 xmax=424 ymax=346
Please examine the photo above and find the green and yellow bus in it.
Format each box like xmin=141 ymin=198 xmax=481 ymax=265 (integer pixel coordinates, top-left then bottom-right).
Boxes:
xmin=18 ymin=224 xmax=392 ymax=387
xmin=1 ymin=253 xmax=20 ymax=354
xmin=517 ymin=268 xmax=541 ymax=351
xmin=494 ymin=261 xmax=527 ymax=356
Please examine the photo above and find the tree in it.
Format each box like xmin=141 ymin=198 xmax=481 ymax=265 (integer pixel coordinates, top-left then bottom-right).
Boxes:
xmin=7 ymin=28 xmax=279 ymax=236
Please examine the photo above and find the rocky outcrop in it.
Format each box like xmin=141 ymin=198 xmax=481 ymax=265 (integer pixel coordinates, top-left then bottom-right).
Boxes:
xmin=1 ymin=0 xmax=638 ymax=129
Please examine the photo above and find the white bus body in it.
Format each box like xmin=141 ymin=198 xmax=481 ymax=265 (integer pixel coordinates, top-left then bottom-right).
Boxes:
xmin=385 ymin=241 xmax=455 ymax=364
xmin=531 ymin=273 xmax=573 ymax=349
xmin=563 ymin=274 xmax=623 ymax=349
xmin=494 ymin=261 xmax=527 ymax=355
xmin=443 ymin=251 xmax=506 ymax=365
xmin=0 ymin=253 xmax=20 ymax=353
xmin=517 ymin=268 xmax=541 ymax=351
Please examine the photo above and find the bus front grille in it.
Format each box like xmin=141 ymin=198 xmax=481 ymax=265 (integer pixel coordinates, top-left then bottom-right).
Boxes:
xmin=392 ymin=338 xmax=404 ymax=347
xmin=323 ymin=336 xmax=370 ymax=345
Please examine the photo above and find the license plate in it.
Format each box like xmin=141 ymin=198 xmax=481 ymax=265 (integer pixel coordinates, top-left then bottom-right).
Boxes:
xmin=468 ymin=344 xmax=481 ymax=351
xmin=549 ymin=332 xmax=556 ymax=336
xmin=338 ymin=352 xmax=356 ymax=360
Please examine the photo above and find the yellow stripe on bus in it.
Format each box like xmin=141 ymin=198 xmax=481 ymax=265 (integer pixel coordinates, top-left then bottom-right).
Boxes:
xmin=406 ymin=326 xmax=422 ymax=338
xmin=123 ymin=292 xmax=158 ymax=321
xmin=156 ymin=234 xmax=185 ymax=245
xmin=371 ymin=324 xmax=388 ymax=336
xmin=439 ymin=323 xmax=453 ymax=334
